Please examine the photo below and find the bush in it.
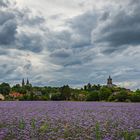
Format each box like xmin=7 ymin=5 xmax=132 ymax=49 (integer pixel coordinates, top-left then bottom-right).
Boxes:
xmin=86 ymin=91 xmax=99 ymax=101
xmin=108 ymin=95 xmax=116 ymax=101
xmin=116 ymin=90 xmax=129 ymax=102
xmin=125 ymin=99 xmax=131 ymax=102
xmin=99 ymin=87 xmax=112 ymax=101
xmin=51 ymin=93 xmax=62 ymax=101
xmin=60 ymin=85 xmax=71 ymax=100
xmin=131 ymin=92 xmax=140 ymax=102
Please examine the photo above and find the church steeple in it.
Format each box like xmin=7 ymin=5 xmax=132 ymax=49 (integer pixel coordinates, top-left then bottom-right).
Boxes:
xmin=26 ymin=78 xmax=29 ymax=85
xmin=107 ymin=75 xmax=112 ymax=87
xmin=22 ymin=78 xmax=25 ymax=87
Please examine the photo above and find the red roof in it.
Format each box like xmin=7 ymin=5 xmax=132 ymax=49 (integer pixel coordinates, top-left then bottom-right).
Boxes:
xmin=9 ymin=92 xmax=23 ymax=98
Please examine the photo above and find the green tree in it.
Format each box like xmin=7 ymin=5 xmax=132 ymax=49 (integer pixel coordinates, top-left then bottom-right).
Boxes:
xmin=0 ymin=82 xmax=11 ymax=95
xmin=20 ymin=92 xmax=38 ymax=101
xmin=84 ymin=85 xmax=87 ymax=90
xmin=99 ymin=86 xmax=112 ymax=101
xmin=87 ymin=83 xmax=92 ymax=90
xmin=91 ymin=84 xmax=101 ymax=91
xmin=108 ymin=95 xmax=116 ymax=101
xmin=60 ymin=85 xmax=71 ymax=100
xmin=115 ymin=90 xmax=129 ymax=102
xmin=70 ymin=89 xmax=80 ymax=101
xmin=131 ymin=90 xmax=140 ymax=102
xmin=51 ymin=92 xmax=62 ymax=101
xmin=86 ymin=91 xmax=99 ymax=101
xmin=12 ymin=84 xmax=26 ymax=94
xmin=77 ymin=90 xmax=88 ymax=101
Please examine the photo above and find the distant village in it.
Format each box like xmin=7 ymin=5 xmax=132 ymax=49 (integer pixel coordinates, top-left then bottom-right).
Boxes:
xmin=0 ymin=76 xmax=139 ymax=102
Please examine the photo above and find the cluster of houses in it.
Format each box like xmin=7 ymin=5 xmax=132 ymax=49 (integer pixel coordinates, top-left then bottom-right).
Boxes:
xmin=0 ymin=78 xmax=29 ymax=101
xmin=0 ymin=92 xmax=23 ymax=101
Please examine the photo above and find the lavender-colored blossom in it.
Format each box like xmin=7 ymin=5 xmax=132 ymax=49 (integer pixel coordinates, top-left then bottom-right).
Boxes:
xmin=0 ymin=101 xmax=140 ymax=140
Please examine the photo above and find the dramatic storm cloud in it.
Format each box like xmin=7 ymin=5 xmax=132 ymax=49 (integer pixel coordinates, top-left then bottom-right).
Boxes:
xmin=0 ymin=0 xmax=140 ymax=89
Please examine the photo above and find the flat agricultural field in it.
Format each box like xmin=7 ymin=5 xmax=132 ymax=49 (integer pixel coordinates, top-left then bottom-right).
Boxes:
xmin=0 ymin=101 xmax=140 ymax=140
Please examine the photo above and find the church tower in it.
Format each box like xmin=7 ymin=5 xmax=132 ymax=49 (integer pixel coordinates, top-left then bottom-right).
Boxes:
xmin=22 ymin=78 xmax=25 ymax=87
xmin=26 ymin=78 xmax=29 ymax=85
xmin=107 ymin=76 xmax=112 ymax=87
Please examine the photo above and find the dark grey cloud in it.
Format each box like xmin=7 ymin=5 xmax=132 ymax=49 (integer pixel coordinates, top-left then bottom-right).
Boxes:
xmin=50 ymin=49 xmax=72 ymax=58
xmin=46 ymin=11 xmax=98 ymax=68
xmin=67 ymin=11 xmax=98 ymax=48
xmin=16 ymin=33 xmax=44 ymax=52
xmin=47 ymin=31 xmax=71 ymax=51
xmin=0 ymin=0 xmax=10 ymax=7
xmin=46 ymin=11 xmax=97 ymax=55
xmin=92 ymin=1 xmax=140 ymax=53
xmin=0 ymin=0 xmax=47 ymax=84
xmin=0 ymin=20 xmax=17 ymax=45
xmin=0 ymin=0 xmax=46 ymax=52
xmin=68 ymin=11 xmax=97 ymax=36
xmin=0 ymin=61 xmax=19 ymax=80
xmin=0 ymin=11 xmax=15 ymax=25
xmin=0 ymin=10 xmax=17 ymax=45
xmin=64 ymin=60 xmax=82 ymax=67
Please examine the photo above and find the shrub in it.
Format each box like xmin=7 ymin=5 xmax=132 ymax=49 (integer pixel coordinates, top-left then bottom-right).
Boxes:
xmin=86 ymin=91 xmax=99 ymax=101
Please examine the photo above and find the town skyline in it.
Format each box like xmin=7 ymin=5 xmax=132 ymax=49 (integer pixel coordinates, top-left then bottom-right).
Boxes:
xmin=0 ymin=75 xmax=135 ymax=91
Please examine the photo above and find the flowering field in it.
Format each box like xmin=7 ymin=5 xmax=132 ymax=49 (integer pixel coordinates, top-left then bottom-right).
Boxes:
xmin=0 ymin=101 xmax=140 ymax=140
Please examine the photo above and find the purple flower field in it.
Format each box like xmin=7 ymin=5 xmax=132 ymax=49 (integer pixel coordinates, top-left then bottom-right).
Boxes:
xmin=0 ymin=101 xmax=140 ymax=140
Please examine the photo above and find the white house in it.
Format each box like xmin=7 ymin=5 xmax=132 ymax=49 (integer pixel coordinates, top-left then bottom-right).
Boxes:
xmin=0 ymin=94 xmax=5 ymax=101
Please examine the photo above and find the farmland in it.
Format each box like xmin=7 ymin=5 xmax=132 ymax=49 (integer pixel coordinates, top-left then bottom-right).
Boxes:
xmin=0 ymin=101 xmax=140 ymax=140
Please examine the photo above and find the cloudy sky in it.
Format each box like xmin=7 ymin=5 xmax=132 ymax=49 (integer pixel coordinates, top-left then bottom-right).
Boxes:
xmin=0 ymin=0 xmax=140 ymax=89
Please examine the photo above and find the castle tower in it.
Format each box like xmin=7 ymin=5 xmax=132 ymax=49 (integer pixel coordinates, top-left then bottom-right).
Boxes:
xmin=107 ymin=75 xmax=112 ymax=87
xmin=22 ymin=78 xmax=25 ymax=87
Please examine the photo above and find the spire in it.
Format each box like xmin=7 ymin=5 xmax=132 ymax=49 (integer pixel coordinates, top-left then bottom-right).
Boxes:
xmin=109 ymin=75 xmax=112 ymax=80
xmin=26 ymin=78 xmax=29 ymax=85
xmin=22 ymin=78 xmax=25 ymax=87
xmin=107 ymin=75 xmax=112 ymax=87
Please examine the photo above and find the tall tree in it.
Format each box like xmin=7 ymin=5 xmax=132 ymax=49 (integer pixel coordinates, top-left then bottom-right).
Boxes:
xmin=60 ymin=85 xmax=71 ymax=100
xmin=99 ymin=86 xmax=112 ymax=101
xmin=0 ymin=83 xmax=11 ymax=95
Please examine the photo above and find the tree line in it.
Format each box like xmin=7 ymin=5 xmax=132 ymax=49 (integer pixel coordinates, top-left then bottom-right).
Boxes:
xmin=0 ymin=82 xmax=140 ymax=102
